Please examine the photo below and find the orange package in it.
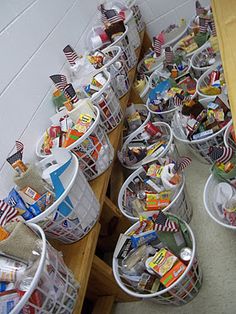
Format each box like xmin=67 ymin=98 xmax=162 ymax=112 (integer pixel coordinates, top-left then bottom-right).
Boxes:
xmin=160 ymin=260 xmax=186 ymax=287
xmin=62 ymin=129 xmax=83 ymax=148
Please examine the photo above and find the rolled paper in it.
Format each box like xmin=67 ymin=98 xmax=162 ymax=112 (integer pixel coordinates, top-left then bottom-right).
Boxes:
xmin=63 ymin=45 xmax=79 ymax=66
xmin=153 ymin=37 xmax=162 ymax=57
xmin=50 ymin=74 xmax=67 ymax=92
xmin=195 ymin=1 xmax=205 ymax=16
xmin=165 ymin=46 xmax=174 ymax=65
xmin=63 ymin=83 xmax=78 ymax=104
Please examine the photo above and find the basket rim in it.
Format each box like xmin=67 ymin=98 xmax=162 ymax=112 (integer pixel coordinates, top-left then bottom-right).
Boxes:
xmin=137 ymin=52 xmax=165 ymax=75
xmin=36 ymin=106 xmax=100 ymax=158
xmin=223 ymin=120 xmax=233 ymax=148
xmin=203 ymin=174 xmax=236 ymax=230
xmin=112 ymin=213 xmax=196 ymax=298
xmin=190 ymin=42 xmax=220 ymax=71
xmin=118 ymin=167 xmax=186 ymax=221
xmin=98 ymin=45 xmax=122 ymax=71
xmin=172 ymin=97 xmax=231 ymax=144
xmin=11 ymin=223 xmax=47 ymax=314
xmin=28 ymin=154 xmax=80 ymax=223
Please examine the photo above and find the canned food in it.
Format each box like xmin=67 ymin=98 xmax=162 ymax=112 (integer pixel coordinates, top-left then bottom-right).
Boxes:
xmin=180 ymin=247 xmax=192 ymax=264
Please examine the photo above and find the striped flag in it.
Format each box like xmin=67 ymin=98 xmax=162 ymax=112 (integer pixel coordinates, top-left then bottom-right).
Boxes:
xmin=173 ymin=95 xmax=183 ymax=107
xmin=50 ymin=74 xmax=67 ymax=92
xmin=208 ymin=146 xmax=233 ymax=163
xmin=6 ymin=141 xmax=24 ymax=165
xmin=98 ymin=4 xmax=109 ymax=25
xmin=209 ymin=19 xmax=217 ymax=37
xmin=174 ymin=156 xmax=192 ymax=173
xmin=199 ymin=16 xmax=208 ymax=33
xmin=152 ymin=211 xmax=179 ymax=232
xmin=63 ymin=45 xmax=79 ymax=66
xmin=153 ymin=37 xmax=162 ymax=57
xmin=0 ymin=200 xmax=18 ymax=226
xmin=63 ymin=84 xmax=78 ymax=104
xmin=165 ymin=46 xmax=174 ymax=65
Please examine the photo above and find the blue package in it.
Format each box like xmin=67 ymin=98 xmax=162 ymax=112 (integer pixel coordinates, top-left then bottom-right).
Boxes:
xmin=131 ymin=230 xmax=158 ymax=248
xmin=5 ymin=188 xmax=34 ymax=220
xmin=0 ymin=282 xmax=7 ymax=292
xmin=148 ymin=79 xmax=171 ymax=102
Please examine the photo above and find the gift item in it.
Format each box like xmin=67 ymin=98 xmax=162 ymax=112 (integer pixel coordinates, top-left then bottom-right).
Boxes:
xmin=175 ymin=96 xmax=231 ymax=142
xmin=0 ymin=222 xmax=78 ymax=314
xmin=114 ymin=213 xmax=198 ymax=298
xmin=199 ymin=64 xmax=226 ymax=96
xmin=124 ymin=103 xmax=149 ymax=138
xmin=120 ymin=156 xmax=190 ymax=218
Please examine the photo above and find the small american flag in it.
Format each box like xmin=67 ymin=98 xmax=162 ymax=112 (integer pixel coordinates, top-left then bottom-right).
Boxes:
xmin=199 ymin=16 xmax=208 ymax=33
xmin=50 ymin=74 xmax=67 ymax=92
xmin=0 ymin=200 xmax=18 ymax=226
xmin=165 ymin=46 xmax=174 ymax=65
xmin=63 ymin=45 xmax=79 ymax=66
xmin=174 ymin=156 xmax=192 ymax=173
xmin=173 ymin=95 xmax=183 ymax=107
xmin=152 ymin=211 xmax=179 ymax=232
xmin=63 ymin=84 xmax=78 ymax=104
xmin=209 ymin=19 xmax=217 ymax=37
xmin=6 ymin=141 xmax=24 ymax=165
xmin=153 ymin=37 xmax=162 ymax=57
xmin=98 ymin=4 xmax=109 ymax=25
xmin=208 ymin=146 xmax=233 ymax=163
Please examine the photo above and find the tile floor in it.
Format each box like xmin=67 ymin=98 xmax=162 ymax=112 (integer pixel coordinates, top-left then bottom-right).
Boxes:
xmin=113 ymin=143 xmax=236 ymax=314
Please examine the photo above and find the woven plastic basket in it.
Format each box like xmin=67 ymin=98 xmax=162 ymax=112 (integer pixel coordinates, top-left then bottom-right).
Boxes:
xmin=36 ymin=107 xmax=114 ymax=181
xmin=204 ymin=174 xmax=236 ymax=230
xmin=190 ymin=42 xmax=221 ymax=78
xmin=96 ymin=45 xmax=130 ymax=99
xmin=124 ymin=0 xmax=145 ymax=32
xmin=224 ymin=121 xmax=236 ymax=151
xmin=196 ymin=61 xmax=223 ymax=98
xmin=172 ymin=97 xmax=231 ymax=164
xmin=113 ymin=214 xmax=202 ymax=305
xmin=118 ymin=167 xmax=192 ymax=223
xmin=29 ymin=151 xmax=100 ymax=243
xmin=119 ymin=121 xmax=175 ymax=171
xmin=11 ymin=223 xmax=78 ymax=314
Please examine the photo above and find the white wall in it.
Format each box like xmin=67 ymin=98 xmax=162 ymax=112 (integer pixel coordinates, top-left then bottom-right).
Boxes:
xmin=137 ymin=0 xmax=210 ymax=38
xmin=0 ymin=0 xmax=101 ymax=197
xmin=0 ymin=0 xmax=210 ymax=197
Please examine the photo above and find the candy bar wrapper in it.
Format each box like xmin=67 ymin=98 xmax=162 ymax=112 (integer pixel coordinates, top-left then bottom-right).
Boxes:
xmin=131 ymin=230 xmax=158 ymax=248
xmin=114 ymin=234 xmax=132 ymax=259
xmin=138 ymin=273 xmax=160 ymax=292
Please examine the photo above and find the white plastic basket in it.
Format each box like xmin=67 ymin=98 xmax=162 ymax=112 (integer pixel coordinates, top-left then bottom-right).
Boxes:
xmin=146 ymin=99 xmax=179 ymax=125
xmin=100 ymin=45 xmax=130 ymax=98
xmin=204 ymin=174 xmax=236 ymax=230
xmin=36 ymin=107 xmax=114 ymax=181
xmin=172 ymin=97 xmax=231 ymax=164
xmin=109 ymin=25 xmax=137 ymax=70
xmin=29 ymin=152 xmax=100 ymax=243
xmin=112 ymin=214 xmax=202 ymax=305
xmin=125 ymin=8 xmax=141 ymax=49
xmin=118 ymin=167 xmax=192 ymax=223
xmin=124 ymin=0 xmax=145 ymax=32
xmin=190 ymin=42 xmax=221 ymax=78
xmin=173 ymin=35 xmax=210 ymax=59
xmin=196 ymin=61 xmax=224 ymax=98
xmin=87 ymin=69 xmax=123 ymax=133
xmin=224 ymin=121 xmax=236 ymax=151
xmin=119 ymin=121 xmax=174 ymax=170
xmin=11 ymin=223 xmax=78 ymax=314
xmin=123 ymin=103 xmax=151 ymax=141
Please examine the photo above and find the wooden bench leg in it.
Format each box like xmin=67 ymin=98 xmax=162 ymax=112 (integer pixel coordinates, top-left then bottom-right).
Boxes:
xmin=87 ymin=255 xmax=138 ymax=303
